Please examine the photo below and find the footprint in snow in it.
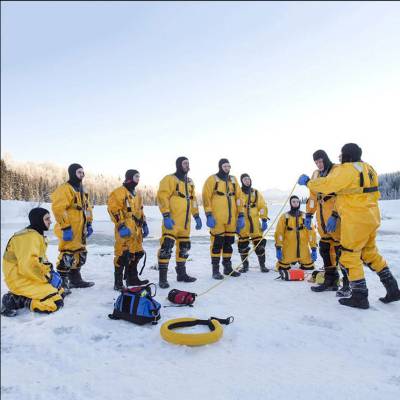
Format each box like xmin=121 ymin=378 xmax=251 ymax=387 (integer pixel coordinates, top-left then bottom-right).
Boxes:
xmin=300 ymin=315 xmax=341 ymax=331
xmin=53 ymin=326 xmax=75 ymax=335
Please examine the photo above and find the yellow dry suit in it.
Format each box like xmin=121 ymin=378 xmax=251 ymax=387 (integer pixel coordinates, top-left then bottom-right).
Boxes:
xmin=202 ymin=174 xmax=243 ymax=262
xmin=238 ymin=188 xmax=269 ymax=270
xmin=307 ymin=166 xmax=341 ymax=269
xmin=108 ymin=185 xmax=146 ymax=271
xmin=2 ymin=229 xmax=64 ymax=313
xmin=274 ymin=211 xmax=317 ymax=270
xmin=157 ymin=174 xmax=199 ymax=268
xmin=51 ymin=183 xmax=93 ymax=272
xmin=307 ymin=161 xmax=386 ymax=281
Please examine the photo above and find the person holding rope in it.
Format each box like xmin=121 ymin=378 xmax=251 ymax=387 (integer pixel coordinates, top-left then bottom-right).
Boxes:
xmin=274 ymin=195 xmax=317 ymax=272
xmin=156 ymin=157 xmax=202 ymax=289
xmin=299 ymin=143 xmax=400 ymax=309
xmin=306 ymin=150 xmax=350 ymax=294
xmin=237 ymin=173 xmax=269 ymax=273
xmin=108 ymin=169 xmax=150 ymax=290
xmin=51 ymin=163 xmax=94 ymax=291
xmin=202 ymin=158 xmax=244 ymax=280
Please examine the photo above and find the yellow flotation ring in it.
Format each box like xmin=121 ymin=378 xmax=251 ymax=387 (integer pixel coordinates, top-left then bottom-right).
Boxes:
xmin=160 ymin=316 xmax=234 ymax=346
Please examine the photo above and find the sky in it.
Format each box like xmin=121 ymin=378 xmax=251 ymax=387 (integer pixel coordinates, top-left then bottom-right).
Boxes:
xmin=1 ymin=1 xmax=400 ymax=190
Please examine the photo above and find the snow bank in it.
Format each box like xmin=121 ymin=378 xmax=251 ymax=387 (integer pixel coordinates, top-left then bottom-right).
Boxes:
xmin=1 ymin=200 xmax=400 ymax=400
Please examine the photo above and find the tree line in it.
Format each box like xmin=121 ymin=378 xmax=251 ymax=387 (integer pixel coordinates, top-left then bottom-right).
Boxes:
xmin=0 ymin=158 xmax=158 ymax=205
xmin=1 ymin=158 xmax=399 ymax=204
xmin=379 ymin=171 xmax=400 ymax=200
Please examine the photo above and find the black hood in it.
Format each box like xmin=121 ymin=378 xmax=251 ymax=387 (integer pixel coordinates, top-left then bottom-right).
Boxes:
xmin=240 ymin=173 xmax=252 ymax=194
xmin=313 ymin=149 xmax=333 ymax=176
xmin=68 ymin=163 xmax=83 ymax=189
xmin=175 ymin=156 xmax=188 ymax=181
xmin=341 ymin=143 xmax=362 ymax=163
xmin=27 ymin=207 xmax=50 ymax=235
xmin=217 ymin=158 xmax=230 ymax=180
xmin=289 ymin=195 xmax=301 ymax=216
xmin=123 ymin=169 xmax=139 ymax=193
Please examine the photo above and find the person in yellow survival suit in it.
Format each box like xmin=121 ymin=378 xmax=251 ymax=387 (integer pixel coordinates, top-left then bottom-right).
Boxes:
xmin=299 ymin=143 xmax=400 ymax=309
xmin=306 ymin=150 xmax=350 ymax=294
xmin=108 ymin=169 xmax=150 ymax=290
xmin=202 ymin=158 xmax=245 ymax=280
xmin=51 ymin=163 xmax=94 ymax=291
xmin=1 ymin=208 xmax=65 ymax=317
xmin=157 ymin=157 xmax=202 ymax=289
xmin=237 ymin=173 xmax=270 ymax=273
xmin=274 ymin=195 xmax=317 ymax=272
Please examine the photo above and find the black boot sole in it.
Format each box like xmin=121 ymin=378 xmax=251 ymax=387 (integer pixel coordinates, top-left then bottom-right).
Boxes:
xmin=379 ymin=293 xmax=400 ymax=303
xmin=311 ymin=285 xmax=338 ymax=292
xmin=177 ymin=277 xmax=197 ymax=282
xmin=69 ymin=282 xmax=95 ymax=288
xmin=338 ymin=298 xmax=370 ymax=309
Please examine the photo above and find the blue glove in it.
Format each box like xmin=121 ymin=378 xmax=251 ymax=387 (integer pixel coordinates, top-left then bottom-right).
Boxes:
xmin=311 ymin=248 xmax=318 ymax=262
xmin=261 ymin=219 xmax=268 ymax=232
xmin=206 ymin=213 xmax=216 ymax=228
xmin=62 ymin=227 xmax=73 ymax=241
xmin=194 ymin=215 xmax=202 ymax=230
xmin=298 ymin=174 xmax=310 ymax=186
xmin=305 ymin=214 xmax=312 ymax=230
xmin=276 ymin=247 xmax=283 ymax=261
xmin=163 ymin=214 xmax=175 ymax=230
xmin=118 ymin=224 xmax=131 ymax=238
xmin=326 ymin=214 xmax=338 ymax=233
xmin=49 ymin=270 xmax=62 ymax=289
xmin=86 ymin=223 xmax=93 ymax=238
xmin=236 ymin=213 xmax=245 ymax=232
xmin=142 ymin=222 xmax=149 ymax=238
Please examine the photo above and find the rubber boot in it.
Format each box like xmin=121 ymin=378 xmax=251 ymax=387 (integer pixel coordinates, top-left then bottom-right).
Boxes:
xmin=378 ymin=267 xmax=400 ymax=303
xmin=114 ymin=267 xmax=124 ymax=291
xmin=69 ymin=268 xmax=95 ymax=288
xmin=258 ymin=254 xmax=269 ymax=273
xmin=222 ymin=258 xmax=241 ymax=277
xmin=336 ymin=266 xmax=351 ymax=297
xmin=126 ymin=259 xmax=149 ymax=286
xmin=240 ymin=255 xmax=249 ymax=273
xmin=212 ymin=258 xmax=223 ymax=280
xmin=338 ymin=279 xmax=369 ymax=309
xmin=311 ymin=268 xmax=339 ymax=292
xmin=176 ymin=261 xmax=196 ymax=283
xmin=58 ymin=271 xmax=72 ymax=296
xmin=1 ymin=292 xmax=28 ymax=317
xmin=158 ymin=266 xmax=170 ymax=289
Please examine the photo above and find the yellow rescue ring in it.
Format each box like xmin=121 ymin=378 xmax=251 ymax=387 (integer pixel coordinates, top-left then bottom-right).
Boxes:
xmin=160 ymin=316 xmax=234 ymax=346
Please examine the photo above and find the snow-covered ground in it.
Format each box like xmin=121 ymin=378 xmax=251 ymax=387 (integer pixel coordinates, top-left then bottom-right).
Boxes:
xmin=1 ymin=199 xmax=400 ymax=400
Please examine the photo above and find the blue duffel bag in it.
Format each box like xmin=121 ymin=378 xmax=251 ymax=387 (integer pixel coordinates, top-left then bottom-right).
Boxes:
xmin=109 ymin=284 xmax=161 ymax=325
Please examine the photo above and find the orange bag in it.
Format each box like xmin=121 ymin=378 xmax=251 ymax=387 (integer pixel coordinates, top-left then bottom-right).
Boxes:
xmin=278 ymin=269 xmax=305 ymax=281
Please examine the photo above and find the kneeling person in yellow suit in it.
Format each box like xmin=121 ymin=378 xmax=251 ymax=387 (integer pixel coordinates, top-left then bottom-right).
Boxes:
xmin=299 ymin=143 xmax=400 ymax=309
xmin=238 ymin=173 xmax=269 ymax=273
xmin=274 ymin=196 xmax=317 ymax=272
xmin=108 ymin=169 xmax=149 ymax=290
xmin=1 ymin=208 xmax=65 ymax=317
xmin=51 ymin=163 xmax=94 ymax=290
xmin=157 ymin=157 xmax=202 ymax=289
